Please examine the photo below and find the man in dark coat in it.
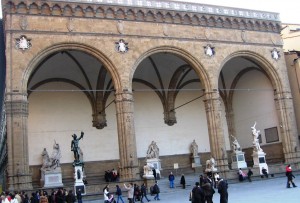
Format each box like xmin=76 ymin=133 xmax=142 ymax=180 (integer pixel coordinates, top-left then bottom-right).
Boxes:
xmin=191 ymin=182 xmax=204 ymax=203
xmin=202 ymin=182 xmax=215 ymax=203
xmin=180 ymin=174 xmax=186 ymax=189
xmin=218 ymin=178 xmax=228 ymax=203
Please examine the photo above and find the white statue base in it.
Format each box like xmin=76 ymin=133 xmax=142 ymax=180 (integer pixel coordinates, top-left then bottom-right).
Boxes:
xmin=191 ymin=156 xmax=202 ymax=167
xmin=231 ymin=151 xmax=247 ymax=169
xmin=147 ymin=158 xmax=161 ymax=179
xmin=74 ymin=165 xmax=86 ymax=195
xmin=41 ymin=167 xmax=64 ymax=188
xmin=252 ymin=150 xmax=268 ymax=174
xmin=191 ymin=156 xmax=202 ymax=173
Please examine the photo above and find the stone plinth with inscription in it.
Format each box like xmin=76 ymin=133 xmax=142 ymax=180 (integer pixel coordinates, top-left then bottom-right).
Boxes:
xmin=74 ymin=165 xmax=86 ymax=195
xmin=231 ymin=151 xmax=247 ymax=169
xmin=252 ymin=150 xmax=268 ymax=175
xmin=147 ymin=158 xmax=162 ymax=179
xmin=41 ymin=167 xmax=64 ymax=188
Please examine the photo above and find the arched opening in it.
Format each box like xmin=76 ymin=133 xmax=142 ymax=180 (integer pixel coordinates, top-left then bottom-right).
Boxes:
xmin=218 ymin=54 xmax=283 ymax=167
xmin=26 ymin=47 xmax=121 ymax=183
xmin=132 ymin=50 xmax=211 ymax=172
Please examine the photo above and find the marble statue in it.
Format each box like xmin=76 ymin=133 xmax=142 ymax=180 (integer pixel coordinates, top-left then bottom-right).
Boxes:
xmin=143 ymin=163 xmax=154 ymax=176
xmin=230 ymin=135 xmax=241 ymax=152
xmin=190 ymin=140 xmax=199 ymax=157
xmin=205 ymin=157 xmax=217 ymax=172
xmin=71 ymin=131 xmax=84 ymax=162
xmin=251 ymin=122 xmax=262 ymax=152
xmin=146 ymin=141 xmax=159 ymax=159
xmin=41 ymin=140 xmax=61 ymax=171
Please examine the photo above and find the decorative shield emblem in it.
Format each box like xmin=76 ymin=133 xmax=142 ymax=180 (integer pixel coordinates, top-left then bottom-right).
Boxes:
xmin=15 ymin=35 xmax=32 ymax=51
xmin=115 ymin=39 xmax=129 ymax=53
xmin=271 ymin=48 xmax=280 ymax=60
xmin=204 ymin=44 xmax=215 ymax=57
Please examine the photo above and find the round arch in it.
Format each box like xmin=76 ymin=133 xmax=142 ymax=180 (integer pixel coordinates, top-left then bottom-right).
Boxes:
xmin=22 ymin=42 xmax=122 ymax=92
xmin=130 ymin=46 xmax=211 ymax=91
xmin=218 ymin=50 xmax=283 ymax=93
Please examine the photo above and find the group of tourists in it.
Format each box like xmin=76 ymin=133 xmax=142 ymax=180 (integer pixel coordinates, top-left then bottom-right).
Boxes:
xmin=103 ymin=181 xmax=157 ymax=203
xmin=104 ymin=169 xmax=119 ymax=183
xmin=0 ymin=188 xmax=81 ymax=203
xmin=190 ymin=173 xmax=228 ymax=203
xmin=189 ymin=174 xmax=228 ymax=203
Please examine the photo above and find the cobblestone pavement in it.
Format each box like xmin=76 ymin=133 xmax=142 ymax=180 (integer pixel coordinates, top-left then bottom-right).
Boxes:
xmin=86 ymin=175 xmax=299 ymax=203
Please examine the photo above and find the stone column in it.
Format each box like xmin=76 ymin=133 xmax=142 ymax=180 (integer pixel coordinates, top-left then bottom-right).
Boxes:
xmin=115 ymin=90 xmax=139 ymax=180
xmin=203 ymin=91 xmax=229 ymax=171
xmin=274 ymin=91 xmax=300 ymax=163
xmin=5 ymin=92 xmax=33 ymax=191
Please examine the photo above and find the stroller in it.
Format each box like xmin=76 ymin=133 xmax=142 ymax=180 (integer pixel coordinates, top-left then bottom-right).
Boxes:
xmin=106 ymin=193 xmax=116 ymax=203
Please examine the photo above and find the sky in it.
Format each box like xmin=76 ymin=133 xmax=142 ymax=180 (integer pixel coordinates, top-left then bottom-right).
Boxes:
xmin=0 ymin=0 xmax=299 ymax=24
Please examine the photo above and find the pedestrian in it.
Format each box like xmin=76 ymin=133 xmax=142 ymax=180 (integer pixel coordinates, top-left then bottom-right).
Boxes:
xmin=152 ymin=181 xmax=160 ymax=201
xmin=115 ymin=185 xmax=125 ymax=203
xmin=39 ymin=192 xmax=48 ymax=203
xmin=191 ymin=182 xmax=204 ymax=203
xmin=103 ymin=185 xmax=110 ymax=203
xmin=261 ymin=167 xmax=268 ymax=178
xmin=152 ymin=168 xmax=157 ymax=180
xmin=124 ymin=183 xmax=134 ymax=203
xmin=202 ymin=182 xmax=215 ymax=203
xmin=65 ymin=190 xmax=76 ymax=203
xmin=1 ymin=194 xmax=5 ymax=203
xmin=213 ymin=173 xmax=219 ymax=188
xmin=247 ymin=168 xmax=253 ymax=182
xmin=140 ymin=183 xmax=150 ymax=203
xmin=169 ymin=172 xmax=175 ymax=188
xmin=286 ymin=165 xmax=297 ymax=188
xmin=76 ymin=189 xmax=82 ymax=203
xmin=133 ymin=184 xmax=141 ymax=202
xmin=217 ymin=178 xmax=228 ymax=203
xmin=238 ymin=168 xmax=245 ymax=182
xmin=180 ymin=174 xmax=186 ymax=189
xmin=199 ymin=175 xmax=204 ymax=187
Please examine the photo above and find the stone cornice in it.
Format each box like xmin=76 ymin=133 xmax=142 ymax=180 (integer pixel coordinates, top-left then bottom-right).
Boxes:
xmin=52 ymin=0 xmax=281 ymax=22
xmin=3 ymin=0 xmax=281 ymax=33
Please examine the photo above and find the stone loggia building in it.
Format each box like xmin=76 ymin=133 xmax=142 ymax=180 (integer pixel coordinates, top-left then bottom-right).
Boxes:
xmin=1 ymin=0 xmax=300 ymax=191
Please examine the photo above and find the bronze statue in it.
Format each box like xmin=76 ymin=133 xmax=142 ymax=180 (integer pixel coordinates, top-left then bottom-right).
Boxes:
xmin=71 ymin=131 xmax=84 ymax=162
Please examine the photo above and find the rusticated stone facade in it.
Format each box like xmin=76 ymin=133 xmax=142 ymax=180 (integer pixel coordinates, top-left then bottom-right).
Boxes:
xmin=1 ymin=0 xmax=300 ymax=191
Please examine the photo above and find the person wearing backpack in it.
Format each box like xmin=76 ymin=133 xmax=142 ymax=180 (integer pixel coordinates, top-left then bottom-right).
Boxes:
xmin=152 ymin=181 xmax=160 ymax=201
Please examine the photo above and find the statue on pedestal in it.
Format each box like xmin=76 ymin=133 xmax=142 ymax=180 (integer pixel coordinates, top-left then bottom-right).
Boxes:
xmin=146 ymin=141 xmax=159 ymax=159
xmin=190 ymin=140 xmax=199 ymax=157
xmin=230 ymin=135 xmax=241 ymax=152
xmin=71 ymin=131 xmax=84 ymax=164
xmin=41 ymin=140 xmax=61 ymax=171
xmin=251 ymin=122 xmax=262 ymax=152
xmin=40 ymin=141 xmax=64 ymax=188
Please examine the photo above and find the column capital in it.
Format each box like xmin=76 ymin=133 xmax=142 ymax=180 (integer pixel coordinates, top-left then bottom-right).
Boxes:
xmin=5 ymin=100 xmax=28 ymax=116
xmin=115 ymin=90 xmax=134 ymax=103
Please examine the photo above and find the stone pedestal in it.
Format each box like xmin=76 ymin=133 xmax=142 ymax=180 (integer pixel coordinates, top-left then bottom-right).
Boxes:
xmin=231 ymin=151 xmax=247 ymax=169
xmin=74 ymin=165 xmax=86 ymax=195
xmin=252 ymin=150 xmax=268 ymax=174
xmin=147 ymin=158 xmax=161 ymax=179
xmin=41 ymin=167 xmax=64 ymax=188
xmin=191 ymin=156 xmax=202 ymax=173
